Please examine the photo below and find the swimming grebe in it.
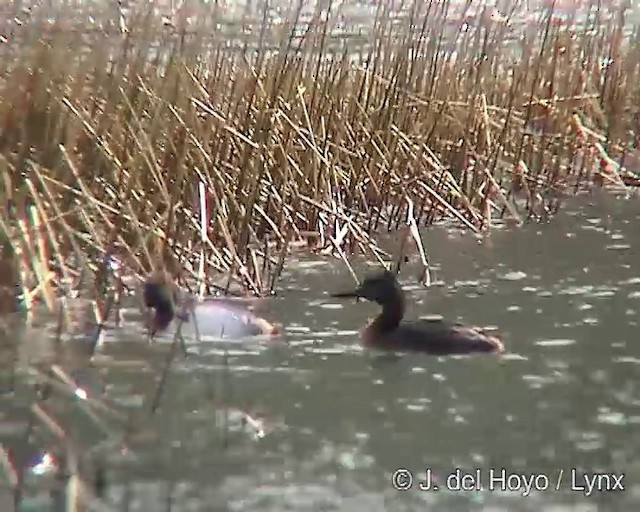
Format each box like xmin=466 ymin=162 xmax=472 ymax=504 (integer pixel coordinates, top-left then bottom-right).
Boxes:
xmin=143 ymin=272 xmax=280 ymax=339
xmin=331 ymin=270 xmax=504 ymax=355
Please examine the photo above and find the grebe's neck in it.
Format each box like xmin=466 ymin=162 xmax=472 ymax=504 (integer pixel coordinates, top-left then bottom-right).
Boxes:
xmin=371 ymin=293 xmax=405 ymax=333
xmin=152 ymin=303 xmax=175 ymax=333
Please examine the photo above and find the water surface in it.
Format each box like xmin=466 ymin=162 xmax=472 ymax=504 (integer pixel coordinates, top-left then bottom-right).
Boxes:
xmin=2 ymin=193 xmax=640 ymax=511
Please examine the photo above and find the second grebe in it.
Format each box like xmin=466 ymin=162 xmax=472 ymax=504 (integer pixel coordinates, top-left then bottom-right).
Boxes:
xmin=331 ymin=270 xmax=504 ymax=355
xmin=143 ymin=272 xmax=280 ymax=339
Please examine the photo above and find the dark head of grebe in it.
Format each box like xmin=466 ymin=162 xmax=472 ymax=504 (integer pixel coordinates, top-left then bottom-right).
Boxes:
xmin=331 ymin=270 xmax=504 ymax=355
xmin=143 ymin=272 xmax=181 ymax=335
xmin=143 ymin=273 xmax=281 ymax=338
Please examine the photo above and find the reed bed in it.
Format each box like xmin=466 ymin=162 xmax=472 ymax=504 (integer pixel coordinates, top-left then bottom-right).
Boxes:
xmin=1 ymin=0 xmax=639 ymax=305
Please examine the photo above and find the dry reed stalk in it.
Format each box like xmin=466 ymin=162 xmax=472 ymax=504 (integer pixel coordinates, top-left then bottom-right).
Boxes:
xmin=26 ymin=205 xmax=56 ymax=310
xmin=29 ymin=366 xmax=122 ymax=423
xmin=31 ymin=404 xmax=66 ymax=440
xmin=25 ymin=180 xmax=62 ymax=307
xmin=0 ymin=221 xmax=22 ymax=314
xmin=0 ymin=444 xmax=18 ymax=488
xmin=8 ymin=214 xmax=38 ymax=312
xmin=197 ymin=180 xmax=208 ymax=298
xmin=149 ymin=314 xmax=189 ymax=414
xmin=23 ymin=271 xmax=56 ymax=307
xmin=406 ymin=197 xmax=432 ymax=285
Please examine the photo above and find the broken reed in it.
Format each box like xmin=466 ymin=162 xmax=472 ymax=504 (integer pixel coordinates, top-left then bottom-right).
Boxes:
xmin=1 ymin=0 xmax=639 ymax=305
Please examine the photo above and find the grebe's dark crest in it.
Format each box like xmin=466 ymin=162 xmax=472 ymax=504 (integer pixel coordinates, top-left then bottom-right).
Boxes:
xmin=143 ymin=272 xmax=280 ymax=338
xmin=332 ymin=270 xmax=504 ymax=355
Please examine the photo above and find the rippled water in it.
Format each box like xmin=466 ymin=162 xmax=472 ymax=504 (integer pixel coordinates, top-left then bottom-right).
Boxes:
xmin=2 ymin=193 xmax=640 ymax=511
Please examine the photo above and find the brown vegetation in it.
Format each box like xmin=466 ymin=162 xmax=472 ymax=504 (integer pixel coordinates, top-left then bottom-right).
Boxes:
xmin=1 ymin=0 xmax=639 ymax=307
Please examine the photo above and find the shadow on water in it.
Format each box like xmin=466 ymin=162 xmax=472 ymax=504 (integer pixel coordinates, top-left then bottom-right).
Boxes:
xmin=2 ymin=194 xmax=640 ymax=511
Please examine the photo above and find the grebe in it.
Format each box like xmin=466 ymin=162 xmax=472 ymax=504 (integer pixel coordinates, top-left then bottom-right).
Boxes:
xmin=143 ymin=272 xmax=280 ymax=339
xmin=331 ymin=270 xmax=503 ymax=355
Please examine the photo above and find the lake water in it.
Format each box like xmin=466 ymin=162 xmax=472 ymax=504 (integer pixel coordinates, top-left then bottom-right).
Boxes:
xmin=2 ymin=191 xmax=640 ymax=511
